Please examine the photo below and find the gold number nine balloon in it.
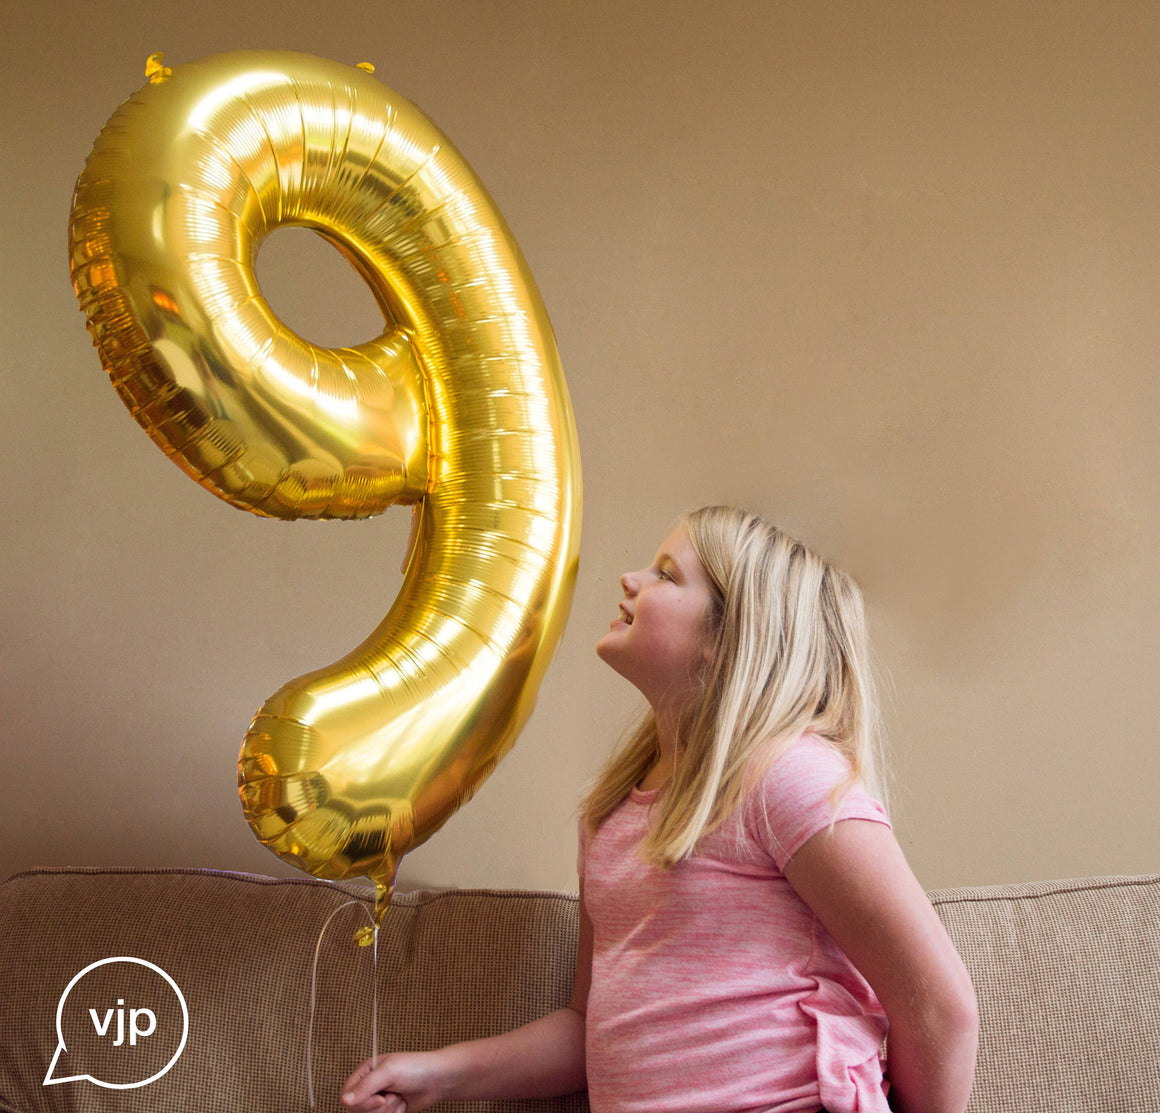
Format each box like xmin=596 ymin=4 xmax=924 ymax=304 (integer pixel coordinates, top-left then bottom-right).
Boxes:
xmin=68 ymin=50 xmax=581 ymax=924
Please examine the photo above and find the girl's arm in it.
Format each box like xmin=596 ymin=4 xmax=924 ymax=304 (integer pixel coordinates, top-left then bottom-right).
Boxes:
xmin=783 ymin=820 xmax=979 ymax=1113
xmin=341 ymin=882 xmax=593 ymax=1113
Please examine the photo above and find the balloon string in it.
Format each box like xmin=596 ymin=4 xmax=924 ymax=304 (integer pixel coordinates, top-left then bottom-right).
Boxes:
xmin=307 ymin=899 xmax=379 ymax=1109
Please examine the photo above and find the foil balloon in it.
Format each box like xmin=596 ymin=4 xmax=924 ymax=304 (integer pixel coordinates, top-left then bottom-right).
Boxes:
xmin=68 ymin=50 xmax=582 ymax=924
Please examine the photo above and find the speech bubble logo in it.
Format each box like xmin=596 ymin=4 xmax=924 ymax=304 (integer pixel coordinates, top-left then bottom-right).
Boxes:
xmin=44 ymin=957 xmax=188 ymax=1089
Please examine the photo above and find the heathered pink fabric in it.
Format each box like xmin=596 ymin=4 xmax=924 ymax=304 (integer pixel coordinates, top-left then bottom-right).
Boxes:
xmin=579 ymin=733 xmax=892 ymax=1113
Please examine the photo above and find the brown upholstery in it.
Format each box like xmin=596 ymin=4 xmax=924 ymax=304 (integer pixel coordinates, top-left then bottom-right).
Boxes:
xmin=0 ymin=868 xmax=585 ymax=1113
xmin=928 ymin=874 xmax=1160 ymax=1113
xmin=2 ymin=867 xmax=1158 ymax=1112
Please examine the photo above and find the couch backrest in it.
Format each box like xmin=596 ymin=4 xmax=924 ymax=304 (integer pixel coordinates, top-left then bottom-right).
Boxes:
xmin=929 ymin=873 xmax=1160 ymax=1113
xmin=0 ymin=868 xmax=586 ymax=1113
xmin=3 ymin=867 xmax=1159 ymax=1113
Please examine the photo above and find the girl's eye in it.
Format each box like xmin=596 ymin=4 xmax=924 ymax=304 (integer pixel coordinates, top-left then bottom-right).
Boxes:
xmin=657 ymin=568 xmax=672 ymax=582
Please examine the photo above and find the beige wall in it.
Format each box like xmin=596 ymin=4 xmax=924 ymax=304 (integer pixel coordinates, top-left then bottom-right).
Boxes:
xmin=3 ymin=1 xmax=1158 ymax=894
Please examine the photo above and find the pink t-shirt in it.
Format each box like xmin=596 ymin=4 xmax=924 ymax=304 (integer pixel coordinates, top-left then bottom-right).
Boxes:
xmin=578 ymin=733 xmax=892 ymax=1113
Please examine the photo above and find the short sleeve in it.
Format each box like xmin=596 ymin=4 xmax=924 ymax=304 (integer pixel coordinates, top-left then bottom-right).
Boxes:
xmin=748 ymin=734 xmax=890 ymax=871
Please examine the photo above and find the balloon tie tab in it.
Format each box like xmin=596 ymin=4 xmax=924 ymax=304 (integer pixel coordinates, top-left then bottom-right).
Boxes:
xmin=373 ymin=876 xmax=394 ymax=927
xmin=145 ymin=52 xmax=172 ymax=84
xmin=356 ymin=62 xmax=375 ymax=74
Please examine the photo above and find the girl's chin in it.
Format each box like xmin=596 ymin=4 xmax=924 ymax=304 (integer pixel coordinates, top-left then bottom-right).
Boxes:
xmin=595 ymin=636 xmax=638 ymax=686
xmin=595 ymin=629 xmax=622 ymax=664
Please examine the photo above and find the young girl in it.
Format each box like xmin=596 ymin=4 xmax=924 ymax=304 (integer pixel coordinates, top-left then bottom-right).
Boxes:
xmin=342 ymin=506 xmax=978 ymax=1113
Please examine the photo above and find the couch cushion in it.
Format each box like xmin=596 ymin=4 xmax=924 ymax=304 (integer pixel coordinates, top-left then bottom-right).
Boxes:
xmin=929 ymin=873 xmax=1160 ymax=1113
xmin=0 ymin=867 xmax=588 ymax=1113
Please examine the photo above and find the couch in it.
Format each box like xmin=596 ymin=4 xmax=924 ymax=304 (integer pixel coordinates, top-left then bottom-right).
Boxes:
xmin=1 ymin=866 xmax=1157 ymax=1112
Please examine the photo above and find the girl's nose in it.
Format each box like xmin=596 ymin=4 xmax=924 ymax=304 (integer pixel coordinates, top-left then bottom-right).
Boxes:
xmin=620 ymin=569 xmax=639 ymax=595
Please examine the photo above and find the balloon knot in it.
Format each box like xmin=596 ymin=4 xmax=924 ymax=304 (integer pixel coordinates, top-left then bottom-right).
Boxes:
xmin=354 ymin=925 xmax=376 ymax=947
xmin=356 ymin=62 xmax=376 ymax=75
xmin=146 ymin=52 xmax=172 ymax=84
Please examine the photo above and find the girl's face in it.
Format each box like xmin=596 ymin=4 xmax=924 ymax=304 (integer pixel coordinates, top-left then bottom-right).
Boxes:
xmin=596 ymin=525 xmax=716 ymax=712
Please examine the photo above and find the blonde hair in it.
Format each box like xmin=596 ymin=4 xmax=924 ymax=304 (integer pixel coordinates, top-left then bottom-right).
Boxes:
xmin=580 ymin=505 xmax=886 ymax=868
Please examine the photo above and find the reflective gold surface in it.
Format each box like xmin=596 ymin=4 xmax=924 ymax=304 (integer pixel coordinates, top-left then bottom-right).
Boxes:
xmin=69 ymin=50 xmax=581 ymax=922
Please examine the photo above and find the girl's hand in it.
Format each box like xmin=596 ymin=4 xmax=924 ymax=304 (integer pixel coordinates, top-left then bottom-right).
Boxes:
xmin=341 ymin=1051 xmax=445 ymax=1113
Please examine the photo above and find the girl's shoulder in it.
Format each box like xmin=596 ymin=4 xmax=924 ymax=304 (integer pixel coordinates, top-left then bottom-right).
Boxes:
xmin=731 ymin=733 xmax=888 ymax=869
xmin=759 ymin=731 xmax=854 ymax=790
